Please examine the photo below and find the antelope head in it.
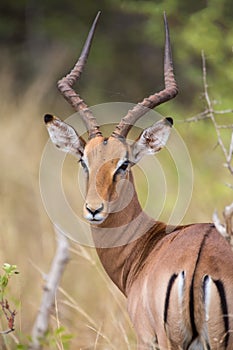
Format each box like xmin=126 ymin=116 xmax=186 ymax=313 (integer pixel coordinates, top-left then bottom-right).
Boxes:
xmin=44 ymin=12 xmax=178 ymax=225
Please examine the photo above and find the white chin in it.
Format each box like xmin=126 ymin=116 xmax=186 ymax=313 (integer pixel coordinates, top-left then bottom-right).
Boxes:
xmin=84 ymin=212 xmax=107 ymax=224
xmin=89 ymin=218 xmax=105 ymax=225
xmin=84 ymin=216 xmax=106 ymax=225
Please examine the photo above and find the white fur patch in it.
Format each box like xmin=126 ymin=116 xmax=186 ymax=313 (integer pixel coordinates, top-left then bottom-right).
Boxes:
xmin=203 ymin=275 xmax=212 ymax=322
xmin=177 ymin=270 xmax=186 ymax=308
xmin=46 ymin=117 xmax=84 ymax=157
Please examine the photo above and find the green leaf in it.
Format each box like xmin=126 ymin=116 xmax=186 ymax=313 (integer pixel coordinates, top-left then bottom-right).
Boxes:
xmin=55 ymin=326 xmax=66 ymax=335
xmin=16 ymin=345 xmax=28 ymax=350
xmin=1 ymin=275 xmax=8 ymax=289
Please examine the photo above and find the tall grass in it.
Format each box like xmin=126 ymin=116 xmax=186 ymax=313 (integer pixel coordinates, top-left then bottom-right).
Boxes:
xmin=0 ymin=55 xmax=137 ymax=349
xmin=0 ymin=54 xmax=232 ymax=349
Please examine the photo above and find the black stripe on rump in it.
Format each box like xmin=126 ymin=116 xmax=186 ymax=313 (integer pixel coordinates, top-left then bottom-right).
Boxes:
xmin=164 ymin=273 xmax=178 ymax=324
xmin=189 ymin=232 xmax=212 ymax=345
xmin=188 ymin=232 xmax=211 ymax=347
xmin=213 ymin=279 xmax=229 ymax=348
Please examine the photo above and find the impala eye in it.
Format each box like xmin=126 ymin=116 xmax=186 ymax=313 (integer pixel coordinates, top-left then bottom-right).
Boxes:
xmin=79 ymin=159 xmax=88 ymax=173
xmin=115 ymin=160 xmax=130 ymax=177
xmin=119 ymin=161 xmax=130 ymax=171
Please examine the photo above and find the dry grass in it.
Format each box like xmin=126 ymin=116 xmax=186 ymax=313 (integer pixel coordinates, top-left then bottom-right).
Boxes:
xmin=0 ymin=57 xmax=137 ymax=349
xmin=0 ymin=55 xmax=232 ymax=349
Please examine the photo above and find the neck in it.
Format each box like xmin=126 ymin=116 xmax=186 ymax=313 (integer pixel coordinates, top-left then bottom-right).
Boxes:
xmin=91 ymin=172 xmax=169 ymax=296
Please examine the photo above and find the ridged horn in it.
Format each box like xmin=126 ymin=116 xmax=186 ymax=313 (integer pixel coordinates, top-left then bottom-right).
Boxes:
xmin=57 ymin=12 xmax=102 ymax=139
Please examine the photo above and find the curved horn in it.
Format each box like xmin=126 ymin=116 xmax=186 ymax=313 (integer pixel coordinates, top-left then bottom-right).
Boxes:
xmin=57 ymin=12 xmax=102 ymax=139
xmin=112 ymin=13 xmax=178 ymax=139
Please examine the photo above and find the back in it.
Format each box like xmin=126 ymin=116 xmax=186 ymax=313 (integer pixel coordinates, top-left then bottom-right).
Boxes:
xmin=127 ymin=223 xmax=233 ymax=349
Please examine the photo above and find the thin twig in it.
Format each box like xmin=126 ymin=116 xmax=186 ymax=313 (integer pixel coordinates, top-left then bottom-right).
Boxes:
xmin=228 ymin=132 xmax=233 ymax=163
xmin=185 ymin=110 xmax=210 ymax=123
xmin=214 ymin=109 xmax=233 ymax=114
xmin=225 ymin=183 xmax=233 ymax=190
xmin=201 ymin=51 xmax=229 ymax=163
xmin=216 ymin=124 xmax=233 ymax=129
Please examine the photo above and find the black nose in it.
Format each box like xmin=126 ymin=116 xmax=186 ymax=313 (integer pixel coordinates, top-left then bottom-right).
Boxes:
xmin=85 ymin=203 xmax=104 ymax=217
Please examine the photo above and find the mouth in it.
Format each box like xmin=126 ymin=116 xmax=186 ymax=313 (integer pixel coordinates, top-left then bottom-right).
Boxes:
xmin=84 ymin=213 xmax=106 ymax=225
xmin=89 ymin=218 xmax=105 ymax=225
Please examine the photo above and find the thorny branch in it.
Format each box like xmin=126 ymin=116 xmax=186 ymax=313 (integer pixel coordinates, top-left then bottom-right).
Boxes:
xmin=0 ymin=264 xmax=19 ymax=335
xmin=0 ymin=300 xmax=16 ymax=334
xmin=186 ymin=51 xmax=233 ymax=245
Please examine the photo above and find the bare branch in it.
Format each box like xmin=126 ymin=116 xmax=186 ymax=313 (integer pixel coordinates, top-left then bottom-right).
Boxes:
xmin=201 ymin=51 xmax=229 ymax=162
xmin=186 ymin=51 xmax=233 ymax=247
xmin=29 ymin=226 xmax=69 ymax=350
xmin=185 ymin=51 xmax=233 ymax=175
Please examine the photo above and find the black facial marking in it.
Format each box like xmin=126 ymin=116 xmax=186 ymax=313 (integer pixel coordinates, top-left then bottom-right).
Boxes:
xmin=165 ymin=117 xmax=173 ymax=126
xmin=79 ymin=159 xmax=88 ymax=173
xmin=44 ymin=114 xmax=54 ymax=124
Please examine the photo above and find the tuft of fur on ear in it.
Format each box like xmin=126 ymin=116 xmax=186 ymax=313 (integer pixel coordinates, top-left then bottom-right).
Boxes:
xmin=131 ymin=117 xmax=173 ymax=163
xmin=44 ymin=114 xmax=85 ymax=158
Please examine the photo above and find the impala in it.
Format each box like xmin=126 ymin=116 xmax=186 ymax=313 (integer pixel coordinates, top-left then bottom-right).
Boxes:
xmin=44 ymin=12 xmax=233 ymax=350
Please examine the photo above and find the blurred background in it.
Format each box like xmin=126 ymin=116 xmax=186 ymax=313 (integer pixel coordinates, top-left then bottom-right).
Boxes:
xmin=0 ymin=0 xmax=233 ymax=348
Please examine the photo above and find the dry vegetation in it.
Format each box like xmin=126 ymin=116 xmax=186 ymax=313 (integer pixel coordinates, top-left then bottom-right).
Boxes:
xmin=0 ymin=54 xmax=232 ymax=349
xmin=0 ymin=57 xmax=137 ymax=349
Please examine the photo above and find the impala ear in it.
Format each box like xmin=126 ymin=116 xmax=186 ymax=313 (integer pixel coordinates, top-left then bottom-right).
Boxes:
xmin=44 ymin=114 xmax=85 ymax=159
xmin=130 ymin=117 xmax=173 ymax=163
